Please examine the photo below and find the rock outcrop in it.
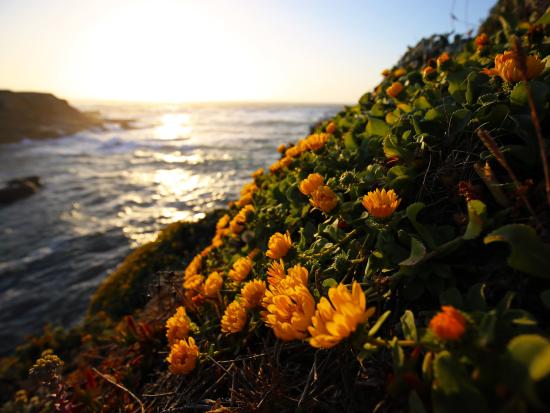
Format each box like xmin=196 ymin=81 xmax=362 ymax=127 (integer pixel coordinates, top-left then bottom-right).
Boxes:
xmin=0 ymin=176 xmax=42 ymax=205
xmin=0 ymin=90 xmax=101 ymax=143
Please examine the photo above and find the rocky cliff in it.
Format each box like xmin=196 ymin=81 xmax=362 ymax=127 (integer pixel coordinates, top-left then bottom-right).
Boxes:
xmin=0 ymin=91 xmax=100 ymax=143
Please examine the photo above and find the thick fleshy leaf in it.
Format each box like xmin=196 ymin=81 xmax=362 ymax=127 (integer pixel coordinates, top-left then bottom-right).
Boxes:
xmin=484 ymin=224 xmax=550 ymax=278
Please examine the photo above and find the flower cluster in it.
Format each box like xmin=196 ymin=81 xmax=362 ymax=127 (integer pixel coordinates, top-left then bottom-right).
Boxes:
xmin=270 ymin=133 xmax=330 ymax=173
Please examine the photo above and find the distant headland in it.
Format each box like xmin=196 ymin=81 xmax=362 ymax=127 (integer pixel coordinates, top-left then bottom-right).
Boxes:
xmin=0 ymin=90 xmax=104 ymax=144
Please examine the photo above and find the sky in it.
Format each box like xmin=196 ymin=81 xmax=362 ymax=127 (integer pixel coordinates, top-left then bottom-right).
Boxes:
xmin=0 ymin=0 xmax=495 ymax=104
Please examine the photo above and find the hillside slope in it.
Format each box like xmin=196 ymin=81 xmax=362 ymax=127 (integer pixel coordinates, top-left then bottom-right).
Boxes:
xmin=3 ymin=3 xmax=550 ymax=412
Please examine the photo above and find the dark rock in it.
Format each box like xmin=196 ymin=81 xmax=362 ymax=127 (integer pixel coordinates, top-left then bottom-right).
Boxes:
xmin=0 ymin=90 xmax=102 ymax=143
xmin=0 ymin=176 xmax=42 ymax=205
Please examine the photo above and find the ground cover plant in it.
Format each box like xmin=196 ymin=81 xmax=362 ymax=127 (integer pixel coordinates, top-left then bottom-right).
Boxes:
xmin=3 ymin=1 xmax=550 ymax=412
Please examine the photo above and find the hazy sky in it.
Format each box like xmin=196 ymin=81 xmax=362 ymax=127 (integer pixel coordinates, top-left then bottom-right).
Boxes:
xmin=0 ymin=0 xmax=495 ymax=103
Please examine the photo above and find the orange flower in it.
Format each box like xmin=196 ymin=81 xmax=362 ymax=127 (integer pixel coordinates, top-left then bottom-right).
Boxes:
xmin=204 ymin=271 xmax=223 ymax=297
xmin=262 ymin=278 xmax=315 ymax=341
xmin=183 ymin=274 xmax=204 ymax=291
xmin=266 ymin=231 xmax=292 ymax=259
xmin=277 ymin=143 xmax=287 ymax=153
xmin=241 ymin=279 xmax=267 ymax=309
xmin=474 ymin=33 xmax=489 ymax=50
xmin=326 ymin=121 xmax=337 ymax=134
xmin=309 ymin=282 xmax=375 ymax=348
xmin=221 ymin=300 xmax=247 ymax=334
xmin=381 ymin=68 xmax=391 ymax=77
xmin=436 ymin=51 xmax=450 ymax=68
xmin=386 ymin=82 xmax=404 ymax=98
xmin=429 ymin=306 xmax=467 ymax=341
xmin=267 ymin=260 xmax=286 ymax=286
xmin=422 ymin=66 xmax=437 ymax=81
xmin=228 ymin=256 xmax=253 ymax=283
xmin=166 ymin=337 xmax=199 ymax=375
xmin=310 ymin=185 xmax=338 ymax=213
xmin=362 ymin=188 xmax=400 ymax=219
xmin=305 ymin=133 xmax=329 ymax=151
xmin=252 ymin=168 xmax=264 ymax=178
xmin=299 ymin=173 xmax=324 ymax=196
xmin=483 ymin=51 xmax=545 ymax=83
xmin=166 ymin=306 xmax=191 ymax=346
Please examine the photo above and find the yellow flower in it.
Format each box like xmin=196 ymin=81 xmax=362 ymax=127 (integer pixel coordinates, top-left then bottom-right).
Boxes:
xmin=326 ymin=121 xmax=337 ymax=134
xmin=241 ymin=279 xmax=267 ymax=309
xmin=204 ymin=271 xmax=223 ymax=297
xmin=184 ymin=255 xmax=202 ymax=279
xmin=285 ymin=145 xmax=302 ymax=158
xmin=287 ymin=264 xmax=309 ymax=286
xmin=309 ymin=282 xmax=374 ymax=349
xmin=483 ymin=51 xmax=545 ymax=83
xmin=228 ymin=256 xmax=253 ymax=283
xmin=362 ymin=188 xmax=401 ymax=219
xmin=310 ymin=185 xmax=338 ymax=213
xmin=252 ymin=168 xmax=264 ymax=178
xmin=262 ymin=280 xmax=315 ymax=341
xmin=277 ymin=143 xmax=287 ymax=153
xmin=299 ymin=173 xmax=324 ymax=196
xmin=267 ymin=260 xmax=286 ymax=286
xmin=166 ymin=306 xmax=191 ymax=346
xmin=429 ymin=306 xmax=466 ymax=341
xmin=200 ymin=245 xmax=213 ymax=257
xmin=221 ymin=300 xmax=247 ymax=334
xmin=166 ymin=337 xmax=199 ymax=375
xmin=229 ymin=205 xmax=254 ymax=234
xmin=266 ymin=231 xmax=292 ymax=259
xmin=216 ymin=214 xmax=230 ymax=230
xmin=393 ymin=67 xmax=407 ymax=77
xmin=386 ymin=81 xmax=404 ymax=98
xmin=381 ymin=68 xmax=391 ymax=77
xmin=183 ymin=274 xmax=204 ymax=291
xmin=305 ymin=133 xmax=329 ymax=151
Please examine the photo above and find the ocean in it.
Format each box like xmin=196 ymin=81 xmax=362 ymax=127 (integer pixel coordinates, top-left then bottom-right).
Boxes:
xmin=0 ymin=102 xmax=342 ymax=353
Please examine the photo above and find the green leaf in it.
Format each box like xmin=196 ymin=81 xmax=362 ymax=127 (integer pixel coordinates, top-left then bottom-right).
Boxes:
xmin=399 ymin=237 xmax=427 ymax=266
xmin=531 ymin=346 xmax=550 ymax=381
xmin=322 ymin=278 xmax=338 ymax=289
xmin=343 ymin=131 xmax=358 ymax=150
xmin=433 ymin=351 xmax=470 ymax=394
xmin=368 ymin=310 xmax=391 ymax=336
xmin=535 ymin=6 xmax=550 ymax=25
xmin=508 ymin=334 xmax=549 ymax=365
xmin=449 ymin=109 xmax=472 ymax=138
xmin=406 ymin=203 xmax=436 ymax=249
xmin=414 ymin=96 xmax=432 ymax=110
xmin=365 ymin=116 xmax=389 ymax=137
xmin=540 ymin=290 xmax=550 ymax=310
xmin=484 ymin=224 xmax=550 ymax=278
xmin=408 ymin=391 xmax=427 ymax=413
xmin=400 ymin=310 xmax=417 ymax=341
xmin=391 ymin=337 xmax=405 ymax=370
xmin=466 ymin=283 xmax=486 ymax=311
xmin=440 ymin=287 xmax=463 ymax=308
xmin=463 ymin=200 xmax=486 ymax=240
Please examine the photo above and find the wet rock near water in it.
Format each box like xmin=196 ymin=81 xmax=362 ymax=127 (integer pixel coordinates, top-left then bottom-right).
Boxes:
xmin=0 ymin=176 xmax=42 ymax=205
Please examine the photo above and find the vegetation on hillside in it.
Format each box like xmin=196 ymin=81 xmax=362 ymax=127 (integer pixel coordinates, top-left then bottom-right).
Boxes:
xmin=3 ymin=2 xmax=550 ymax=412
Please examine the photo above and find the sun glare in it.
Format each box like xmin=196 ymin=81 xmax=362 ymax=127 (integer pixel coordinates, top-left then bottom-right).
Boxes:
xmin=72 ymin=1 xmax=261 ymax=102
